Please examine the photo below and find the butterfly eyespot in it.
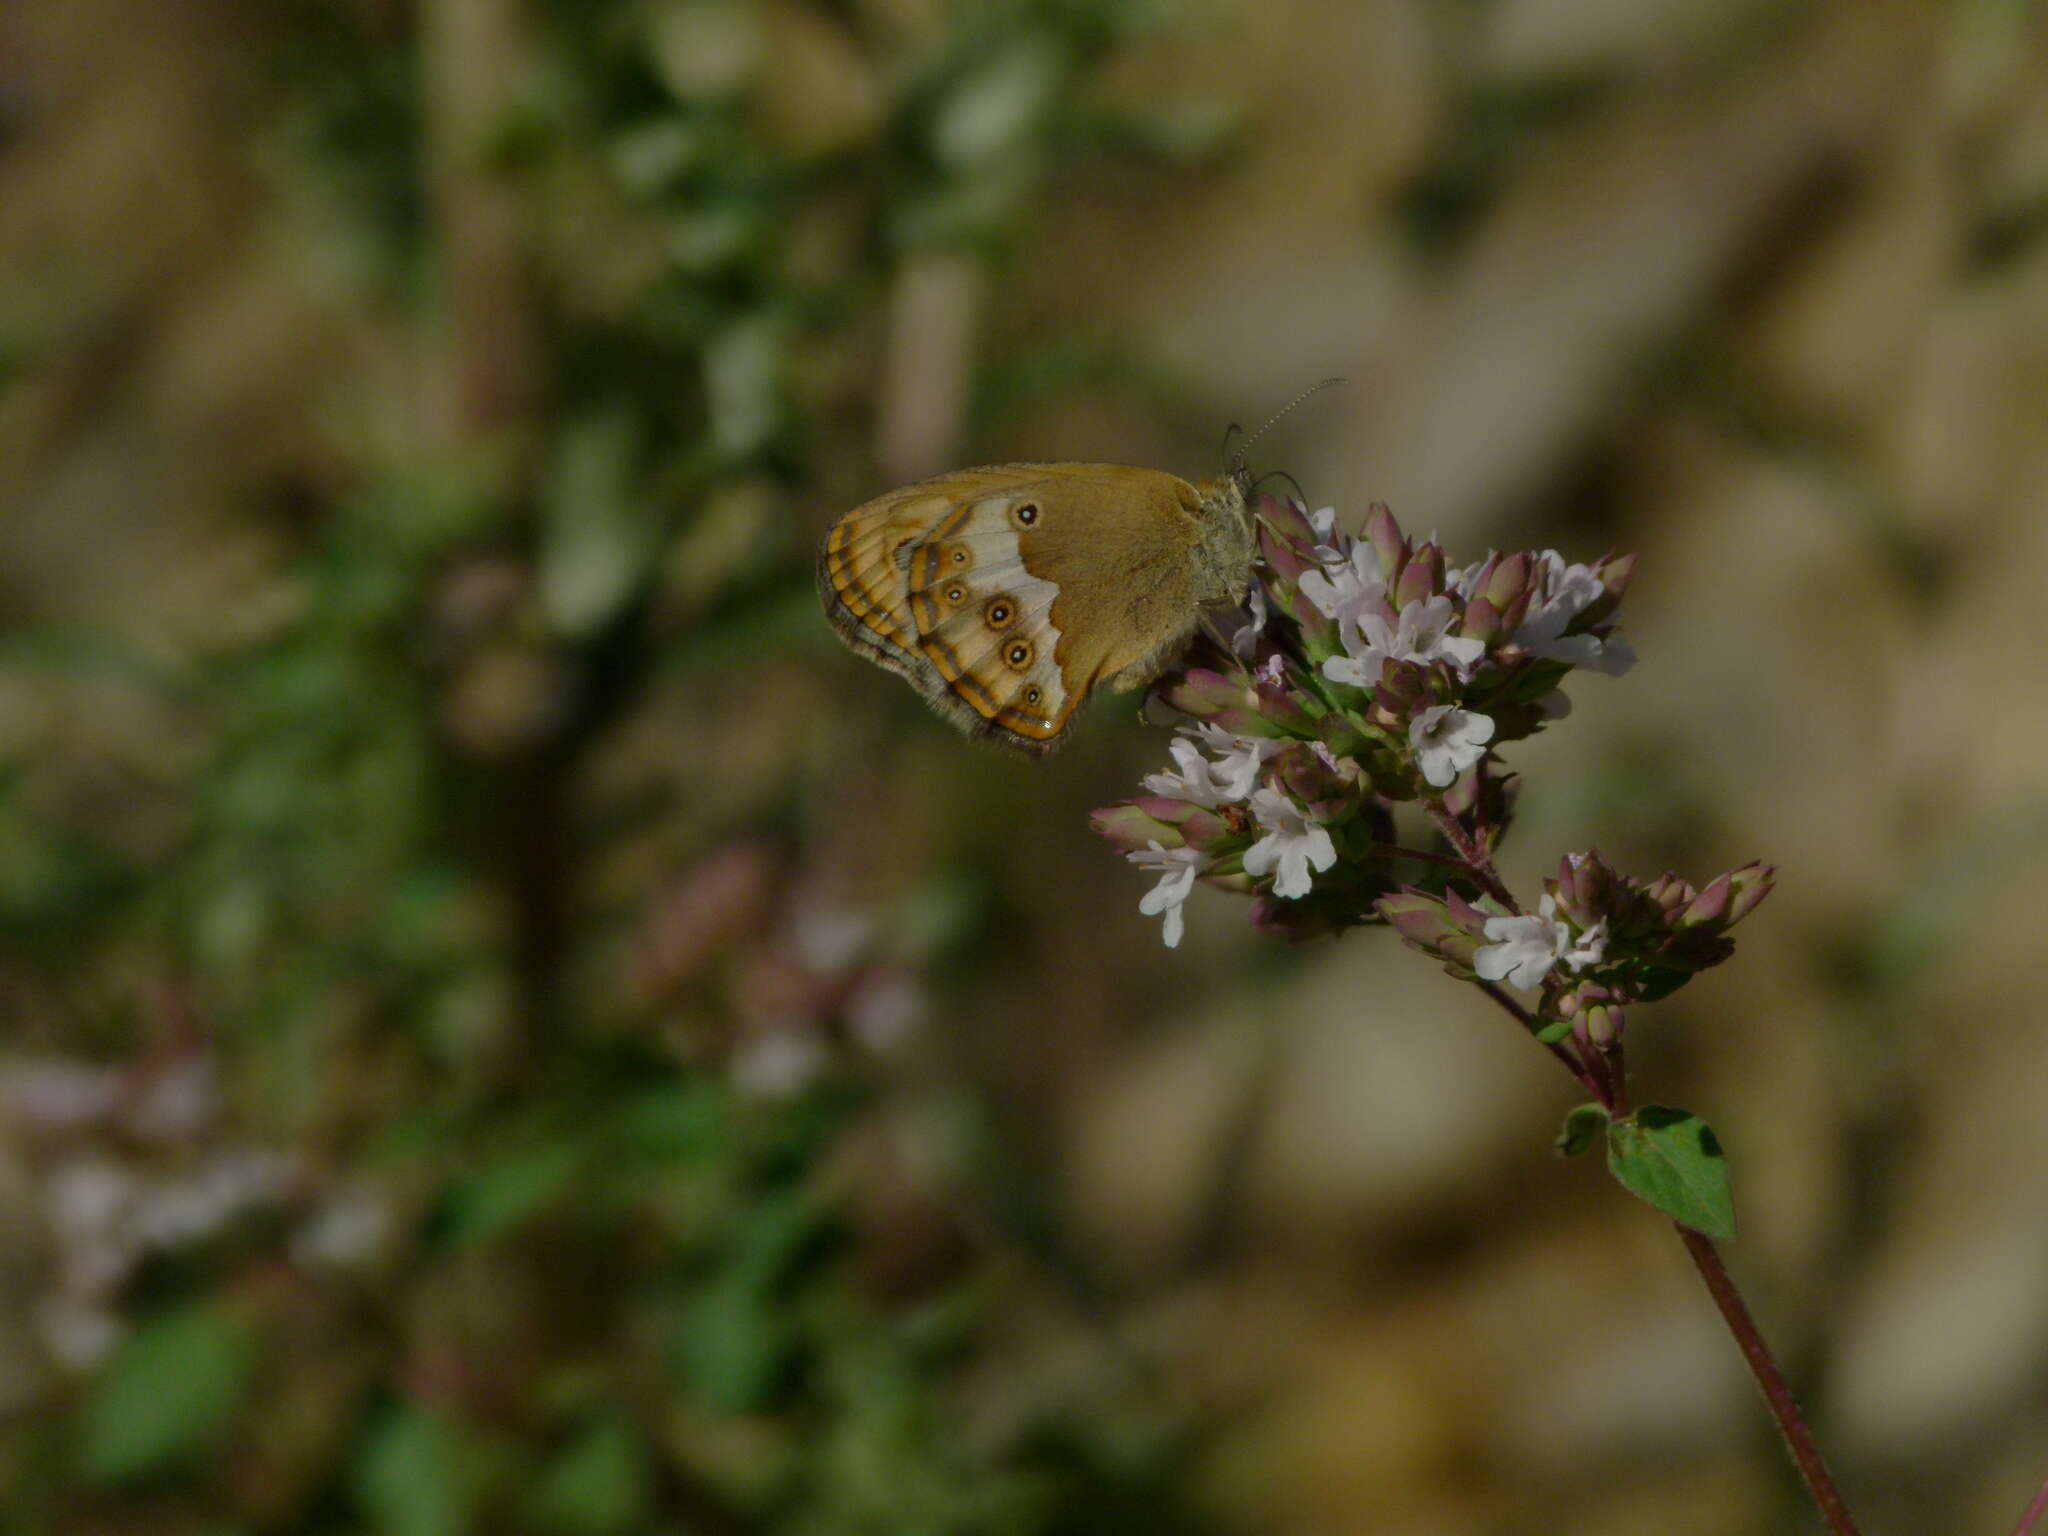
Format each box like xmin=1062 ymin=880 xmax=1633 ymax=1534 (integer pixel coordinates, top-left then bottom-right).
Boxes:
xmin=1013 ymin=503 xmax=1039 ymax=528
xmin=984 ymin=597 xmax=1014 ymax=628
xmin=951 ymin=548 xmax=968 ymax=564
xmin=1025 ymin=686 xmax=1043 ymax=706
xmin=945 ymin=584 xmax=966 ymax=604
xmin=1004 ymin=641 xmax=1033 ymax=670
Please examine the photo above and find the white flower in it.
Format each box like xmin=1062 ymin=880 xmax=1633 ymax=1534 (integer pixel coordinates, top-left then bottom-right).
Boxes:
xmin=1450 ymin=555 xmax=1495 ymax=602
xmin=1409 ymin=704 xmax=1494 ymax=788
xmin=1241 ymin=787 xmax=1337 ymax=900
xmin=1188 ymin=723 xmax=1287 ymax=802
xmin=1515 ymin=552 xmax=1634 ymax=675
xmin=1128 ymin=841 xmax=1205 ymax=947
xmin=1474 ymin=895 xmax=1604 ymax=989
xmin=1323 ymin=594 xmax=1486 ymax=692
xmin=1144 ymin=736 xmax=1235 ymax=808
xmin=1564 ymin=918 xmax=1609 ymax=971
xmin=1297 ymin=543 xmax=1387 ymax=644
xmin=1230 ymin=585 xmax=1268 ymax=656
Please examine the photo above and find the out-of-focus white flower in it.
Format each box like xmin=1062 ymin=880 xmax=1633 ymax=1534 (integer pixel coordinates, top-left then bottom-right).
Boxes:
xmin=846 ymin=973 xmax=924 ymax=1052
xmin=0 ymin=1059 xmax=121 ymax=1131
xmin=731 ymin=1030 xmax=829 ymax=1099
xmin=792 ymin=909 xmax=873 ymax=974
xmin=292 ymin=1183 xmax=393 ymax=1270
xmin=38 ymin=1297 xmax=124 ymax=1372
xmin=128 ymin=1056 xmax=218 ymax=1142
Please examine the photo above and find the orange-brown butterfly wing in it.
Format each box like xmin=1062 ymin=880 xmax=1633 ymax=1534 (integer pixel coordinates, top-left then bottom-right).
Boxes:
xmin=818 ymin=464 xmax=1208 ymax=753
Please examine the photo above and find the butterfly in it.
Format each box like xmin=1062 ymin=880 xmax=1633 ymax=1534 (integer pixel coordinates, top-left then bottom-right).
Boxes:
xmin=817 ymin=461 xmax=1255 ymax=755
xmin=814 ymin=385 xmax=1338 ymax=755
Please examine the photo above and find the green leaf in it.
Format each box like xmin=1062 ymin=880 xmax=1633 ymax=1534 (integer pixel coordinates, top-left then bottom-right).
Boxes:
xmin=676 ymin=1276 xmax=794 ymax=1415
xmin=1606 ymin=1105 xmax=1734 ymax=1239
xmin=355 ymin=1406 xmax=475 ymax=1536
xmin=532 ymin=1416 xmax=653 ymax=1536
xmin=80 ymin=1303 xmax=256 ymax=1482
xmin=441 ymin=1141 xmax=581 ymax=1248
xmin=1555 ymin=1102 xmax=1608 ymax=1158
xmin=1534 ymin=1017 xmax=1575 ymax=1044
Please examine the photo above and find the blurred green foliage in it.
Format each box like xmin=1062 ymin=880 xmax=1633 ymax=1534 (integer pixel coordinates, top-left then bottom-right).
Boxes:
xmin=0 ymin=0 xmax=1236 ymax=1530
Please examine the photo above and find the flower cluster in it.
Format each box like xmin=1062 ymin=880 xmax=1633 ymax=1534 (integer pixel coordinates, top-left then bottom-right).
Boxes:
xmin=1094 ymin=497 xmax=1636 ymax=946
xmin=1379 ymin=850 xmax=1774 ymax=1041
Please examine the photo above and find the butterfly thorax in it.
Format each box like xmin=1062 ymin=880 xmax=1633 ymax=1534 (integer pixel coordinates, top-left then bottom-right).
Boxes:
xmin=1190 ymin=470 xmax=1256 ymax=606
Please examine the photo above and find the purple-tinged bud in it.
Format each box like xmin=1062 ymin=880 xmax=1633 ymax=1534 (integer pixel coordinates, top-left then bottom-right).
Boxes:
xmin=1461 ymin=596 xmax=1503 ymax=645
xmin=1576 ymin=552 xmax=1636 ymax=627
xmin=1395 ymin=544 xmax=1443 ymax=609
xmin=1724 ymin=862 xmax=1775 ymax=925
xmin=1249 ymin=673 xmax=1323 ymax=737
xmin=1377 ymin=889 xmax=1484 ymax=973
xmin=1159 ymin=668 xmax=1256 ymax=725
xmin=1274 ymin=743 xmax=1348 ymax=817
xmin=1363 ymin=503 xmax=1408 ymax=584
xmin=1254 ymin=496 xmax=1321 ymax=581
xmin=1247 ymin=893 xmax=1346 ymax=941
xmin=1553 ymin=849 xmax=1614 ymax=923
xmin=1485 ymin=552 xmax=1532 ymax=611
xmin=1090 ymin=802 xmax=1183 ymax=855
xmin=1582 ymin=1001 xmax=1623 ymax=1047
xmin=1144 ymin=798 xmax=1236 ymax=853
xmin=1494 ymin=585 xmax=1534 ymax=643
xmin=1643 ymin=874 xmax=1692 ymax=915
xmin=1678 ymin=873 xmax=1732 ymax=929
xmin=1268 ymin=575 xmax=1340 ymax=650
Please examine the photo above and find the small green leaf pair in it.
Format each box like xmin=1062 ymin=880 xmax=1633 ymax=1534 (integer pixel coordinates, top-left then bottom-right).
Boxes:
xmin=1557 ymin=1103 xmax=1734 ymax=1241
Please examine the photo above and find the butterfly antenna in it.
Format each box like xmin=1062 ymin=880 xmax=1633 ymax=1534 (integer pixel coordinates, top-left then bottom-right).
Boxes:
xmin=1253 ymin=468 xmax=1310 ymax=508
xmin=1220 ymin=420 xmax=1244 ymax=464
xmin=1230 ymin=377 xmax=1346 ymax=476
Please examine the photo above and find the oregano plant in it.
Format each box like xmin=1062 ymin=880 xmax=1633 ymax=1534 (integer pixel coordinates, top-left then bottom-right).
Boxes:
xmin=1092 ymin=494 xmax=2048 ymax=1536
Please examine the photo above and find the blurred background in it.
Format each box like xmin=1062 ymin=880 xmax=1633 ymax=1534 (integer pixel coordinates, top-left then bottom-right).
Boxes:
xmin=4 ymin=0 xmax=2048 ymax=1531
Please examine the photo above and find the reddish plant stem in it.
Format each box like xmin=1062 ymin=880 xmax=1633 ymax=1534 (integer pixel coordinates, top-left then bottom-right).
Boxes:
xmin=1675 ymin=1227 xmax=1861 ymax=1536
xmin=2009 ymin=1469 xmax=2048 ymax=1536
xmin=1426 ymin=801 xmax=1518 ymax=911
xmin=1474 ymin=979 xmax=1603 ymax=1101
xmin=1370 ymin=843 xmax=1473 ymax=876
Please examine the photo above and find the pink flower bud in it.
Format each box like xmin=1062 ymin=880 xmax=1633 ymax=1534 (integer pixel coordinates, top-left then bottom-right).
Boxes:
xmin=1485 ymin=552 xmax=1531 ymax=610
xmin=1090 ymin=803 xmax=1184 ymax=855
xmin=1395 ymin=545 xmax=1443 ymax=609
xmin=1679 ymin=873 xmax=1732 ymax=929
xmin=1724 ymin=862 xmax=1776 ymax=924
xmin=1364 ymin=503 xmax=1407 ymax=583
